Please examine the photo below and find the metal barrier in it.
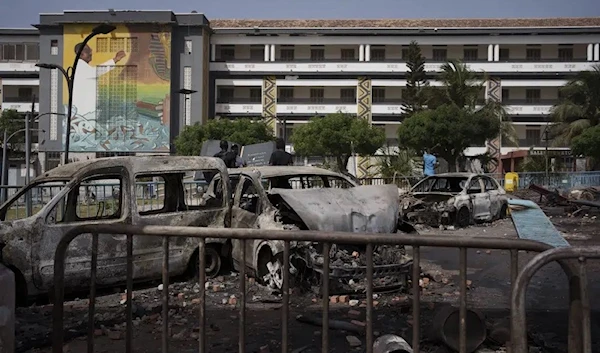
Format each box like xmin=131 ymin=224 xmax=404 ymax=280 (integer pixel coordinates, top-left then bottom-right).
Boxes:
xmin=511 ymin=246 xmax=600 ymax=353
xmin=47 ymin=224 xmax=592 ymax=353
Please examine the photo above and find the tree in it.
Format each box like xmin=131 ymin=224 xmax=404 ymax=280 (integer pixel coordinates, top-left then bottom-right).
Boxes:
xmin=291 ymin=113 xmax=386 ymax=172
xmin=373 ymin=146 xmax=419 ymax=178
xmin=397 ymin=104 xmax=501 ymax=171
xmin=550 ymin=64 xmax=600 ymax=146
xmin=401 ymin=41 xmax=428 ymax=117
xmin=0 ymin=109 xmax=25 ymax=151
xmin=397 ymin=60 xmax=507 ymax=171
xmin=174 ymin=118 xmax=274 ymax=156
xmin=571 ymin=124 xmax=600 ymax=169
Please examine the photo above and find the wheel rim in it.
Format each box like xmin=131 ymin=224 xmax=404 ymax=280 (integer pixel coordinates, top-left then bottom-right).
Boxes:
xmin=197 ymin=248 xmax=220 ymax=278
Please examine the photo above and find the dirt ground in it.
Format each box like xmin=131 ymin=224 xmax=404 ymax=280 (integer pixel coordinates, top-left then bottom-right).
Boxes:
xmin=18 ymin=191 xmax=600 ymax=353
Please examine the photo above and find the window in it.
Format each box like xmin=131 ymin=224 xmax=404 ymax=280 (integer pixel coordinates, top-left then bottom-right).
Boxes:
xmin=26 ymin=43 xmax=39 ymax=60
xmin=185 ymin=40 xmax=193 ymax=55
xmin=304 ymin=176 xmax=325 ymax=189
xmin=483 ymin=177 xmax=498 ymax=191
xmin=558 ymin=47 xmax=573 ymax=61
xmin=279 ymin=88 xmax=294 ymax=103
xmin=96 ymin=37 xmax=138 ymax=53
xmin=525 ymin=89 xmax=541 ymax=103
xmin=0 ymin=181 xmax=67 ymax=221
xmin=310 ymin=88 xmax=324 ymax=103
xmin=371 ymin=47 xmax=386 ymax=61
xmin=499 ymin=48 xmax=510 ymax=61
xmin=466 ymin=178 xmax=483 ymax=194
xmin=45 ymin=152 xmax=61 ymax=171
xmin=250 ymin=88 xmax=262 ymax=103
xmin=1 ymin=43 xmax=15 ymax=60
xmin=14 ymin=44 xmax=25 ymax=61
xmin=341 ymin=49 xmax=355 ymax=61
xmin=328 ymin=176 xmax=354 ymax=189
xmin=280 ymin=47 xmax=295 ymax=61
xmin=463 ymin=48 xmax=479 ymax=61
xmin=432 ymin=48 xmax=447 ymax=61
xmin=18 ymin=87 xmax=33 ymax=100
xmin=372 ymin=88 xmax=386 ymax=103
xmin=219 ymin=46 xmax=235 ymax=60
xmin=250 ymin=45 xmax=263 ymax=61
xmin=311 ymin=47 xmax=325 ymax=61
xmin=237 ymin=178 xmax=261 ymax=214
xmin=340 ymin=88 xmax=356 ymax=103
xmin=401 ymin=48 xmax=409 ymax=60
xmin=217 ymin=88 xmax=234 ymax=103
xmin=136 ymin=175 xmax=165 ymax=213
xmin=526 ymin=47 xmax=541 ymax=61
xmin=501 ymin=89 xmax=510 ymax=102
xmin=525 ymin=129 xmax=541 ymax=146
xmin=51 ymin=40 xmax=58 ymax=56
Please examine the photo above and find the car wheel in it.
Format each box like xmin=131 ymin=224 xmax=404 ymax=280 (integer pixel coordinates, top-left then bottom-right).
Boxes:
xmin=455 ymin=207 xmax=471 ymax=228
xmin=499 ymin=204 xmax=508 ymax=220
xmin=192 ymin=246 xmax=222 ymax=279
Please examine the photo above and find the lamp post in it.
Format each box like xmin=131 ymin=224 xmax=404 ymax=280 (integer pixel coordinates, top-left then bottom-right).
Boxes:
xmin=1 ymin=128 xmax=45 ymax=205
xmin=36 ymin=23 xmax=116 ymax=165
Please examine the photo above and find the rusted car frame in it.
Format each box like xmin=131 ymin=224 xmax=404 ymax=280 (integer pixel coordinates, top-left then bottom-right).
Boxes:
xmin=204 ymin=166 xmax=413 ymax=292
xmin=0 ymin=156 xmax=231 ymax=300
xmin=400 ymin=173 xmax=508 ymax=227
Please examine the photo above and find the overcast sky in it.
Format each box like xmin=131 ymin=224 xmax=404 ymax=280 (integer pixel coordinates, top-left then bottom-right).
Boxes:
xmin=0 ymin=0 xmax=599 ymax=28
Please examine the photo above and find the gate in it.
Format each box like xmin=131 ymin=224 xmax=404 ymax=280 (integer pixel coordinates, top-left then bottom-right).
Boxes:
xmin=511 ymin=246 xmax=600 ymax=353
xmin=49 ymin=224 xmax=589 ymax=353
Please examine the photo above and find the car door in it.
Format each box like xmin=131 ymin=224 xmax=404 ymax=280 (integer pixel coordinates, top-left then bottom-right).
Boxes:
xmin=483 ymin=176 xmax=502 ymax=217
xmin=132 ymin=172 xmax=232 ymax=280
xmin=35 ymin=168 xmax=131 ymax=291
xmin=466 ymin=177 xmax=491 ymax=220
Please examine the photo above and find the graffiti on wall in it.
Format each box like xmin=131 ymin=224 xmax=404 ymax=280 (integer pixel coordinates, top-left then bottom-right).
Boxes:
xmin=63 ymin=24 xmax=171 ymax=152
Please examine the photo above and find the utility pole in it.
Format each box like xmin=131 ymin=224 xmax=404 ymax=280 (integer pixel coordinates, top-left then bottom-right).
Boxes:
xmin=25 ymin=94 xmax=36 ymax=216
xmin=1 ymin=130 xmax=6 ymax=204
xmin=544 ymin=125 xmax=550 ymax=185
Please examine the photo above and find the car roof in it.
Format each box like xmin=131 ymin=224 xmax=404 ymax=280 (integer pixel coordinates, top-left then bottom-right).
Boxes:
xmin=228 ymin=166 xmax=347 ymax=179
xmin=35 ymin=156 xmax=227 ymax=182
xmin=428 ymin=173 xmax=481 ymax=178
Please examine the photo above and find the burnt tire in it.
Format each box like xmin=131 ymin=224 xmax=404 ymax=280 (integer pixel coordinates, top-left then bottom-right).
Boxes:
xmin=191 ymin=246 xmax=222 ymax=279
xmin=455 ymin=207 xmax=471 ymax=228
xmin=499 ymin=204 xmax=508 ymax=220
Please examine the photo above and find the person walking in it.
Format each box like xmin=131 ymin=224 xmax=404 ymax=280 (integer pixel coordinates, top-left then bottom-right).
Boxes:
xmin=269 ymin=138 xmax=293 ymax=166
xmin=214 ymin=140 xmax=237 ymax=168
xmin=423 ymin=150 xmax=438 ymax=177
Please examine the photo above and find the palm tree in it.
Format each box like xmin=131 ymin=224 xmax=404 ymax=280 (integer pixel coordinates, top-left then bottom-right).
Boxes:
xmin=429 ymin=60 xmax=518 ymax=147
xmin=550 ymin=64 xmax=600 ymax=146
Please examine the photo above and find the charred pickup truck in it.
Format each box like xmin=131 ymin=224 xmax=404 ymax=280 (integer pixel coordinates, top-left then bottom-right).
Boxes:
xmin=400 ymin=173 xmax=508 ymax=227
xmin=0 ymin=158 xmax=412 ymax=302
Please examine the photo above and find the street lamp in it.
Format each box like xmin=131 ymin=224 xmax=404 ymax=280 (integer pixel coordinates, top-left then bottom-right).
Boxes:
xmin=36 ymin=23 xmax=116 ymax=165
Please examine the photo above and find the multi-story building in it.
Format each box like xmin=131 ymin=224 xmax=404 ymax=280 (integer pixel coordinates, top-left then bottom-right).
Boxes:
xmin=0 ymin=28 xmax=40 ymax=185
xmin=2 ymin=12 xmax=600 ymax=178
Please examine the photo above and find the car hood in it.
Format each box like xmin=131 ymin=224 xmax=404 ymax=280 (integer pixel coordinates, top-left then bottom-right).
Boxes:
xmin=409 ymin=192 xmax=457 ymax=203
xmin=271 ymin=185 xmax=399 ymax=233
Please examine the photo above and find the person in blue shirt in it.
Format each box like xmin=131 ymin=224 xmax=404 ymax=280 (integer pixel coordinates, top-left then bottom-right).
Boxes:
xmin=423 ymin=151 xmax=437 ymax=177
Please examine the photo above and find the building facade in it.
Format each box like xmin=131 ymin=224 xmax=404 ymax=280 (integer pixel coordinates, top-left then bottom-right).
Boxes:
xmin=2 ymin=12 xmax=600 ymax=177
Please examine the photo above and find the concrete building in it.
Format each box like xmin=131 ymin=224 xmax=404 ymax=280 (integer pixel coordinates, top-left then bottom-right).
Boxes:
xmin=2 ymin=12 xmax=600 ymax=178
xmin=0 ymin=28 xmax=40 ymax=185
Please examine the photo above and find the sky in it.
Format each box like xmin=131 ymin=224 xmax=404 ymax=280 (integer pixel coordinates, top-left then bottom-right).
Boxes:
xmin=0 ymin=0 xmax=599 ymax=28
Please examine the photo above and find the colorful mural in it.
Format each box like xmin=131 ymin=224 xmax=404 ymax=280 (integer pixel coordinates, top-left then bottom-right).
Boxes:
xmin=62 ymin=24 xmax=171 ymax=152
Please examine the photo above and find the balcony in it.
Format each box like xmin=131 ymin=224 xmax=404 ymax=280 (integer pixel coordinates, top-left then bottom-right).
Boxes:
xmin=1 ymin=96 xmax=39 ymax=112
xmin=372 ymin=99 xmax=405 ymax=115
xmin=277 ymin=98 xmax=356 ymax=115
xmin=215 ymin=97 xmax=262 ymax=115
xmin=210 ymin=59 xmax=595 ymax=74
xmin=504 ymin=99 xmax=555 ymax=115
xmin=0 ymin=61 xmax=39 ymax=73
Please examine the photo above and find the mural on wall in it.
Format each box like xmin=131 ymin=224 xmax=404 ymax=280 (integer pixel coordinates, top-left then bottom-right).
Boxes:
xmin=63 ymin=24 xmax=171 ymax=152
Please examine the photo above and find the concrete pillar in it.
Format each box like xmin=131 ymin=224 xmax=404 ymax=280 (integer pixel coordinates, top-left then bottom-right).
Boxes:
xmin=494 ymin=45 xmax=500 ymax=62
xmin=210 ymin=44 xmax=216 ymax=61
xmin=587 ymin=44 xmax=594 ymax=61
xmin=0 ymin=264 xmax=15 ymax=353
xmin=359 ymin=45 xmax=365 ymax=62
xmin=595 ymin=43 xmax=600 ymax=61
xmin=488 ymin=44 xmax=494 ymax=62
xmin=270 ymin=45 xmax=275 ymax=62
xmin=264 ymin=44 xmax=270 ymax=61
xmin=365 ymin=44 xmax=371 ymax=62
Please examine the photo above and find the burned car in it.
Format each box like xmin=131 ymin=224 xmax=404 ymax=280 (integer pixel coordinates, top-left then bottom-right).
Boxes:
xmin=0 ymin=156 xmax=233 ymax=303
xmin=400 ymin=173 xmax=508 ymax=227
xmin=202 ymin=166 xmax=414 ymax=293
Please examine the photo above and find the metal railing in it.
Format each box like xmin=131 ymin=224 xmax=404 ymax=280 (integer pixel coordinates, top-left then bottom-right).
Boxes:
xmin=48 ymin=223 xmax=591 ymax=353
xmin=511 ymin=246 xmax=600 ymax=353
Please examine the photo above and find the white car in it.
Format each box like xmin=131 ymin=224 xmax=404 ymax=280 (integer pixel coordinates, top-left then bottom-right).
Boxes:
xmin=400 ymin=173 xmax=509 ymax=227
